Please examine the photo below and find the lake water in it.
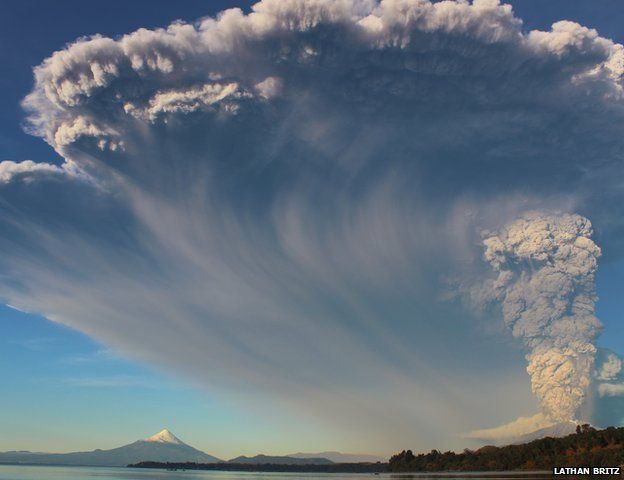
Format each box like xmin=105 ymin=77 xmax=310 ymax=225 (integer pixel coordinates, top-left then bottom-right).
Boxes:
xmin=0 ymin=466 xmax=554 ymax=480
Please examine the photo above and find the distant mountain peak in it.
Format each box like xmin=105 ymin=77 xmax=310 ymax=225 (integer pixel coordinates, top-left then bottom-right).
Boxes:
xmin=288 ymin=451 xmax=386 ymax=463
xmin=145 ymin=429 xmax=184 ymax=445
xmin=0 ymin=428 xmax=222 ymax=467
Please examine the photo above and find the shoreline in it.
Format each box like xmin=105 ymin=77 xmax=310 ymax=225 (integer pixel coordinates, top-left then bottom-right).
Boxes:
xmin=129 ymin=462 xmax=553 ymax=476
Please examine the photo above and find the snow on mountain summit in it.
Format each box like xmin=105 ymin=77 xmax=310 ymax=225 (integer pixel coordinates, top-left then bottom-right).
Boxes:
xmin=145 ymin=429 xmax=184 ymax=445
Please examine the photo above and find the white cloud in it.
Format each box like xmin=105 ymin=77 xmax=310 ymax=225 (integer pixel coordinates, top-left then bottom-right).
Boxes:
xmin=2 ymin=0 xmax=624 ymax=450
xmin=597 ymin=352 xmax=623 ymax=381
xmin=254 ymin=77 xmax=282 ymax=99
xmin=598 ymin=383 xmax=624 ymax=397
xmin=0 ymin=160 xmax=64 ymax=183
xmin=124 ymin=82 xmax=247 ymax=121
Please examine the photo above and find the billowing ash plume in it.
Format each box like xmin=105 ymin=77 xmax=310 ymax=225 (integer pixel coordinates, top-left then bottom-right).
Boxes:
xmin=2 ymin=0 xmax=624 ymax=449
xmin=483 ymin=212 xmax=602 ymax=423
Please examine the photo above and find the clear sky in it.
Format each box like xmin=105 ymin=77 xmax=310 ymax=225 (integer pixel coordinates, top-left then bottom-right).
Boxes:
xmin=1 ymin=0 xmax=623 ymax=458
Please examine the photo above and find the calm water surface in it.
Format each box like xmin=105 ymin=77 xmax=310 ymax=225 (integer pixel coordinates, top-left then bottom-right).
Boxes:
xmin=0 ymin=466 xmax=553 ymax=480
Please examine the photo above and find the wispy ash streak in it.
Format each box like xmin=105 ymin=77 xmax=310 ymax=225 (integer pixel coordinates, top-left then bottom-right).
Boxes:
xmin=1 ymin=0 xmax=624 ymax=448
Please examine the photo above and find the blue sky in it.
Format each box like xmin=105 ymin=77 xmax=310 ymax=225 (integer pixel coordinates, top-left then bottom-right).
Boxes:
xmin=0 ymin=305 xmax=330 ymax=457
xmin=1 ymin=0 xmax=623 ymax=456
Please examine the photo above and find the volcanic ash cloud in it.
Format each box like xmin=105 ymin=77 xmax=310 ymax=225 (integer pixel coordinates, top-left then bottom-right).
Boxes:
xmin=5 ymin=0 xmax=624 ymax=447
xmin=482 ymin=212 xmax=602 ymax=423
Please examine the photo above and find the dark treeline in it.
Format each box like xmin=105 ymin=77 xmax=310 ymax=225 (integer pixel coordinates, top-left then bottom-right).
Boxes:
xmin=389 ymin=425 xmax=624 ymax=472
xmin=130 ymin=461 xmax=387 ymax=472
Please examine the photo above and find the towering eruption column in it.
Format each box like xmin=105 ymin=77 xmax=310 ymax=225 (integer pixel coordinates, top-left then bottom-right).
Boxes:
xmin=483 ymin=213 xmax=602 ymax=423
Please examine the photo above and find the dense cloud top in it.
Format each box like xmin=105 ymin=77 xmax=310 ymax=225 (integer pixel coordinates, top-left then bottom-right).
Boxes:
xmin=17 ymin=0 xmax=624 ymax=231
xmin=23 ymin=0 xmax=624 ymax=151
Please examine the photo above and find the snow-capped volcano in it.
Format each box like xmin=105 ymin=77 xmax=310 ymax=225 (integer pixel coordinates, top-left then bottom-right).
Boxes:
xmin=0 ymin=428 xmax=222 ymax=466
xmin=146 ymin=428 xmax=184 ymax=445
